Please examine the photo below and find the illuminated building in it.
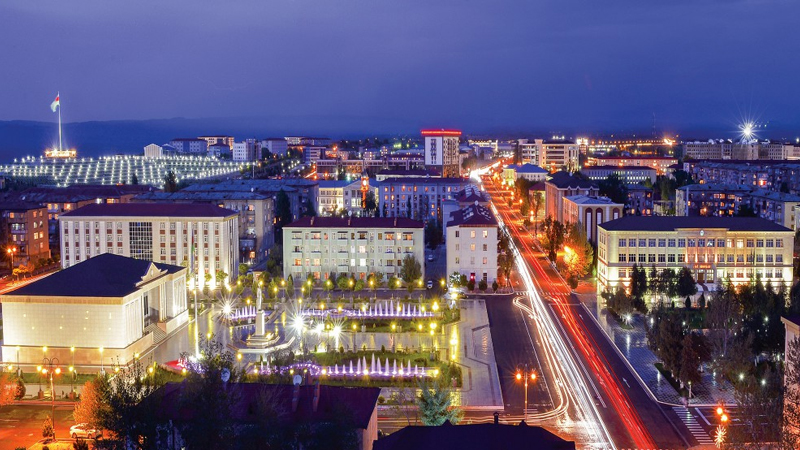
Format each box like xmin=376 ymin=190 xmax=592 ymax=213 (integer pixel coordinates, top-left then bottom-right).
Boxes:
xmin=60 ymin=203 xmax=239 ymax=290
xmin=585 ymin=156 xmax=677 ymax=176
xmin=167 ymin=138 xmax=208 ymax=155
xmin=0 ymin=253 xmax=188 ymax=366
xmin=143 ymin=143 xmax=164 ymax=158
xmin=445 ymin=204 xmax=498 ymax=284
xmin=233 ymin=139 xmax=259 ymax=162
xmin=260 ymin=138 xmax=288 ymax=157
xmin=582 ymin=165 xmax=657 ymax=184
xmin=0 ymin=202 xmax=50 ymax=268
xmin=377 ymin=176 xmax=472 ymax=221
xmin=317 ymin=179 xmax=378 ymax=216
xmin=563 ymin=195 xmax=622 ymax=243
xmin=422 ymin=129 xmax=461 ymax=178
xmin=677 ymin=184 xmax=800 ymax=230
xmin=597 ymin=216 xmax=794 ymax=296
xmin=502 ymin=164 xmax=549 ymax=185
xmin=518 ymin=139 xmax=580 ymax=172
xmin=283 ymin=216 xmax=425 ymax=281
xmin=681 ymin=140 xmax=788 ymax=161
xmin=545 ymin=171 xmax=599 ymax=223
xmin=198 ymin=135 xmax=234 ymax=149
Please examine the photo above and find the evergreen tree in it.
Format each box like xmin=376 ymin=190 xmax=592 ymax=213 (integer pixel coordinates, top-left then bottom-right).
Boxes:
xmin=163 ymin=170 xmax=179 ymax=193
xmin=417 ymin=380 xmax=463 ymax=426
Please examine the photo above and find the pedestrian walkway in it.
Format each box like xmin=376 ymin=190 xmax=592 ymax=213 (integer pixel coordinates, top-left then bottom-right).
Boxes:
xmin=578 ymin=293 xmax=736 ymax=406
xmin=672 ymin=406 xmax=714 ymax=446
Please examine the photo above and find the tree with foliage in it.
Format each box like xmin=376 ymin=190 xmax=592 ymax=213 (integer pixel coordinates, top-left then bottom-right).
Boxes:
xmin=400 ymin=255 xmax=422 ymax=287
xmin=563 ymin=223 xmax=594 ymax=285
xmin=0 ymin=373 xmax=17 ymax=409
xmin=629 ymin=264 xmax=648 ymax=308
xmin=42 ymin=416 xmax=54 ymax=439
xmin=285 ymin=274 xmax=295 ymax=298
xmin=730 ymin=368 xmax=784 ymax=448
xmin=354 ymin=279 xmax=365 ymax=292
xmin=496 ymin=252 xmax=513 ymax=287
xmin=417 ymin=380 xmax=463 ymax=426
xmin=163 ymin=170 xmax=179 ymax=193
xmin=467 ymin=279 xmax=475 ymax=292
xmin=73 ymin=376 xmax=110 ymax=429
xmin=602 ymin=286 xmax=633 ymax=316
xmin=735 ymin=203 xmax=758 ymax=217
xmin=598 ymin=173 xmax=629 ymax=205
xmin=530 ymin=191 xmax=543 ymax=225
xmin=783 ymin=336 xmax=800 ymax=448
xmin=131 ymin=173 xmax=139 ymax=185
xmin=215 ymin=270 xmax=228 ymax=286
xmin=541 ymin=216 xmax=566 ymax=262
xmin=424 ymin=220 xmax=443 ymax=250
xmin=492 ymin=280 xmax=498 ymax=292
xmin=478 ymin=279 xmax=488 ymax=292
xmin=274 ymin=189 xmax=293 ymax=244
xmin=337 ymin=274 xmax=350 ymax=291
xmin=647 ymin=309 xmax=685 ymax=376
xmin=388 ymin=276 xmax=402 ymax=290
xmin=302 ymin=197 xmax=317 ymax=217
xmin=363 ymin=191 xmax=377 ymax=217
xmin=705 ymin=278 xmax=741 ymax=358
xmin=678 ymin=332 xmax=711 ymax=390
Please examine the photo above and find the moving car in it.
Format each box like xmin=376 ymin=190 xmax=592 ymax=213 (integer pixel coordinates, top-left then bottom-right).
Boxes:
xmin=70 ymin=423 xmax=102 ymax=440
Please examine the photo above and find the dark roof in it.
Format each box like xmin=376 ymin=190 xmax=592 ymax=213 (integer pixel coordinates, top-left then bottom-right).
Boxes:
xmin=528 ymin=181 xmax=546 ymax=191
xmin=454 ymin=186 xmax=489 ymax=203
xmin=62 ymin=203 xmax=237 ymax=218
xmin=377 ymin=169 xmax=439 ymax=177
xmin=286 ymin=216 xmax=423 ymax=229
xmin=546 ymin=171 xmax=598 ymax=189
xmin=594 ymin=156 xmax=677 ymax=161
xmin=149 ymin=383 xmax=379 ymax=429
xmin=447 ymin=204 xmax=497 ymax=227
xmin=585 ymin=165 xmax=657 ymax=171
xmin=542 ymin=139 xmax=576 ymax=145
xmin=4 ymin=253 xmax=184 ymax=298
xmin=5 ymin=185 xmax=156 ymax=204
xmin=0 ymin=201 xmax=46 ymax=211
xmin=599 ymin=216 xmax=791 ymax=232
xmin=374 ymin=421 xmax=575 ymax=450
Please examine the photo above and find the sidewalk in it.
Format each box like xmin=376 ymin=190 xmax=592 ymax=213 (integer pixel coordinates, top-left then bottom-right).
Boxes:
xmin=578 ymin=292 xmax=736 ymax=407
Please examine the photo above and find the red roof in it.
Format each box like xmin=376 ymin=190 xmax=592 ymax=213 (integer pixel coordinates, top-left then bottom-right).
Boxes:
xmin=421 ymin=129 xmax=462 ymax=137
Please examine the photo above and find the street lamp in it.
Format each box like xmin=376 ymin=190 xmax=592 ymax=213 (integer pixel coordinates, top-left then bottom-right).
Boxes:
xmin=99 ymin=347 xmax=104 ymax=374
xmin=6 ymin=246 xmax=17 ymax=271
xmin=515 ymin=364 xmax=537 ymax=423
xmin=41 ymin=357 xmax=61 ymax=440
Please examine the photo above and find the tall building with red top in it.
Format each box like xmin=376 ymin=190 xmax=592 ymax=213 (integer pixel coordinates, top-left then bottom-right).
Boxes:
xmin=422 ymin=129 xmax=461 ymax=178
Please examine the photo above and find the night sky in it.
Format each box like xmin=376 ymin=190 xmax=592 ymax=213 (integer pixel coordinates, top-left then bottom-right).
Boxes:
xmin=1 ymin=0 xmax=798 ymax=136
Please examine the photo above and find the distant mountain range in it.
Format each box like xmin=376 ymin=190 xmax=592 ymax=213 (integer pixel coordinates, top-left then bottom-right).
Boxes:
xmin=0 ymin=117 xmax=795 ymax=163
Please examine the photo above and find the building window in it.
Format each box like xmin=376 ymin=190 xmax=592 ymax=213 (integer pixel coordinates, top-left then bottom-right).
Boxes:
xmin=129 ymin=222 xmax=153 ymax=261
xmin=648 ymin=254 xmax=656 ymax=263
xmin=746 ymin=239 xmax=754 ymax=248
xmin=638 ymin=239 xmax=646 ymax=247
xmin=777 ymin=254 xmax=783 ymax=263
xmin=629 ymin=239 xmax=636 ymax=247
xmin=658 ymin=254 xmax=665 ymax=263
xmin=668 ymin=254 xmax=675 ymax=263
xmin=766 ymin=239 xmax=774 ymax=248
xmin=688 ymin=239 xmax=696 ymax=247
xmin=678 ymin=254 xmax=685 ymax=263
xmin=717 ymin=239 xmax=725 ymax=247
xmin=619 ymin=239 xmax=626 ymax=247
xmin=678 ymin=239 xmax=686 ymax=247
xmin=619 ymin=254 xmax=626 ymax=262
xmin=756 ymin=239 xmax=764 ymax=248
xmin=658 ymin=239 xmax=666 ymax=247
xmin=638 ymin=254 xmax=646 ymax=263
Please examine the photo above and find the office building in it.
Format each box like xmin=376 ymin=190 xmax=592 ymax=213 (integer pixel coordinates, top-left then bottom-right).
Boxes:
xmin=597 ymin=216 xmax=794 ymax=295
xmin=545 ymin=172 xmax=599 ymax=223
xmin=60 ymin=203 xmax=239 ymax=290
xmin=233 ymin=139 xmax=259 ymax=162
xmin=445 ymin=204 xmax=499 ymax=284
xmin=376 ymin=177 xmax=472 ymax=221
xmin=563 ymin=195 xmax=623 ymax=243
xmin=198 ymin=135 xmax=235 ymax=149
xmin=682 ymin=140 xmax=788 ymax=161
xmin=260 ymin=138 xmax=288 ymax=157
xmin=283 ymin=216 xmax=425 ymax=282
xmin=586 ymin=156 xmax=677 ymax=176
xmin=519 ymin=139 xmax=580 ymax=172
xmin=582 ymin=165 xmax=657 ymax=184
xmin=168 ymin=138 xmax=208 ymax=155
xmin=0 ymin=253 xmax=188 ymax=366
xmin=0 ymin=202 xmax=50 ymax=268
xmin=422 ymin=130 xmax=461 ymax=178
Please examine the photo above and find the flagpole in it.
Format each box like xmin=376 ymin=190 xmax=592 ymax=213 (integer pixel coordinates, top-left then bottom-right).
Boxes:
xmin=57 ymin=92 xmax=62 ymax=152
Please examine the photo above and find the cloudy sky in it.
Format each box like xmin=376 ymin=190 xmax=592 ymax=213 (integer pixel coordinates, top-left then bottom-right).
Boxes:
xmin=1 ymin=0 xmax=798 ymax=136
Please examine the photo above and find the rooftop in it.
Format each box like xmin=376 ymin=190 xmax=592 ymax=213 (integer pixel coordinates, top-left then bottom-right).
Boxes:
xmin=454 ymin=185 xmax=489 ymax=203
xmin=447 ymin=204 xmax=497 ymax=227
xmin=564 ymin=194 xmax=622 ymax=206
xmin=3 ymin=253 xmax=184 ymax=298
xmin=373 ymin=421 xmax=575 ymax=450
xmin=599 ymin=216 xmax=791 ymax=232
xmin=286 ymin=216 xmax=424 ymax=229
xmin=506 ymin=163 xmax=548 ymax=174
xmin=0 ymin=201 xmax=47 ymax=211
xmin=594 ymin=156 xmax=677 ymax=161
xmin=546 ymin=171 xmax=598 ymax=189
xmin=677 ymin=183 xmax=753 ymax=192
xmin=62 ymin=203 xmax=237 ymax=218
xmin=585 ymin=165 xmax=658 ymax=172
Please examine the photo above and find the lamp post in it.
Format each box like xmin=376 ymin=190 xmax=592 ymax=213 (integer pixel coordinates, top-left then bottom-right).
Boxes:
xmin=515 ymin=364 xmax=537 ymax=423
xmin=69 ymin=346 xmax=75 ymax=394
xmin=41 ymin=357 xmax=61 ymax=440
xmin=99 ymin=347 xmax=104 ymax=374
xmin=6 ymin=246 xmax=17 ymax=271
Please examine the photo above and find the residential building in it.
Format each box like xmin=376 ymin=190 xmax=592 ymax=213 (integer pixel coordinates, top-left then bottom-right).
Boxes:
xmin=681 ymin=140 xmax=787 ymax=161
xmin=168 ymin=138 xmax=208 ymax=155
xmin=304 ymin=146 xmax=326 ymax=162
xmin=376 ymin=177 xmax=473 ymax=221
xmin=198 ymin=135 xmax=235 ymax=149
xmin=683 ymin=160 xmax=800 ymax=194
xmin=143 ymin=143 xmax=163 ymax=158
xmin=675 ymin=184 xmax=752 ymax=217
xmin=208 ymin=141 xmax=231 ymax=158
xmin=233 ymin=139 xmax=259 ymax=162
xmin=519 ymin=139 xmax=579 ymax=172
xmin=374 ymin=421 xmax=576 ymax=450
xmin=0 ymin=202 xmax=50 ymax=268
xmin=582 ymin=165 xmax=657 ymax=184
xmin=149 ymin=383 xmax=380 ymax=450
xmin=60 ymin=203 xmax=239 ymax=289
xmin=134 ymin=190 xmax=275 ymax=263
xmin=317 ymin=179 xmax=376 ymax=216
xmin=0 ymin=253 xmax=188 ymax=366
xmin=563 ymin=195 xmax=623 ymax=243
xmin=283 ymin=217 xmax=424 ymax=281
xmin=445 ymin=204 xmax=499 ymax=284
xmin=375 ymin=169 xmax=437 ymax=182
xmin=454 ymin=185 xmax=490 ymax=207
xmin=586 ymin=156 xmax=677 ymax=176
xmin=626 ymin=184 xmax=654 ymax=216
xmin=596 ymin=216 xmax=794 ymax=296
xmin=422 ymin=129 xmax=461 ymax=178
xmin=286 ymin=137 xmax=331 ymax=147
xmin=544 ymin=172 xmax=599 ymax=223
xmin=744 ymin=190 xmax=800 ymax=230
xmin=260 ymin=138 xmax=288 ymax=157
xmin=502 ymin=164 xmax=549 ymax=185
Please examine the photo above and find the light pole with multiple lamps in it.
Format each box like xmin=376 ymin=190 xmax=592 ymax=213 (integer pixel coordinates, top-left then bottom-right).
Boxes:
xmin=515 ymin=364 xmax=537 ymax=423
xmin=41 ymin=356 xmax=61 ymax=440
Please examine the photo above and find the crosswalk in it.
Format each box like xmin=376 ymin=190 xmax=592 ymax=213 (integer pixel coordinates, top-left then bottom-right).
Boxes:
xmin=672 ymin=406 xmax=713 ymax=445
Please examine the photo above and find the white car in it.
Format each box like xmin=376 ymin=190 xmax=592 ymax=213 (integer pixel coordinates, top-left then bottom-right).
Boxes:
xmin=427 ymin=254 xmax=434 ymax=262
xmin=427 ymin=280 xmax=434 ymax=289
xmin=70 ymin=423 xmax=102 ymax=440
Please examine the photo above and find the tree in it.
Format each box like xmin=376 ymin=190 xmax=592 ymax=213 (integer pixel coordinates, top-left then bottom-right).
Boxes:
xmin=676 ymin=268 xmax=697 ymax=302
xmin=354 ymin=279 xmax=365 ymax=292
xmin=629 ymin=264 xmax=648 ymax=307
xmin=388 ymin=276 xmax=402 ymax=290
xmin=163 ymin=170 xmax=179 ymax=193
xmin=731 ymin=368 xmax=784 ymax=448
xmin=563 ymin=223 xmax=594 ymax=283
xmin=363 ymin=191 xmax=377 ymax=217
xmin=400 ymin=255 xmax=422 ymax=287
xmin=42 ymin=416 xmax=54 ymax=439
xmin=302 ymin=197 xmax=317 ymax=217
xmin=598 ymin=173 xmax=629 ymax=205
xmin=73 ymin=377 xmax=110 ymax=429
xmin=215 ymin=270 xmax=228 ymax=286
xmin=417 ymin=380 xmax=463 ymax=426
xmin=478 ymin=279 xmax=487 ymax=292
xmin=497 ymin=252 xmax=513 ymax=287
xmin=735 ymin=204 xmax=758 ymax=217
xmin=678 ymin=332 xmax=711 ymax=390
xmin=783 ymin=336 xmax=800 ymax=448
xmin=131 ymin=173 xmax=139 ymax=185
xmin=467 ymin=279 xmax=475 ymax=292
xmin=337 ymin=274 xmax=350 ymax=291
xmin=705 ymin=278 xmax=741 ymax=358
xmin=0 ymin=373 xmax=16 ymax=409
xmin=285 ymin=274 xmax=295 ymax=298
xmin=275 ymin=189 xmax=293 ymax=244
xmin=530 ymin=191 xmax=543 ymax=224
xmin=492 ymin=280 xmax=498 ymax=292
xmin=541 ymin=217 xmax=565 ymax=261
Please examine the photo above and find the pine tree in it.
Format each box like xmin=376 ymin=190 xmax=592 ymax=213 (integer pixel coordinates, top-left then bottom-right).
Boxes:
xmin=417 ymin=380 xmax=463 ymax=426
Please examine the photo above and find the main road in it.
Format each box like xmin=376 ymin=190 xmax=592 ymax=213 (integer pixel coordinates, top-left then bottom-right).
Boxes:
xmin=481 ymin=169 xmax=689 ymax=449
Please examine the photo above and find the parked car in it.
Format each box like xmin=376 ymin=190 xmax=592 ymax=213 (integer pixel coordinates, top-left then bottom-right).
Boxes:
xmin=427 ymin=280 xmax=434 ymax=289
xmin=70 ymin=423 xmax=102 ymax=440
xmin=427 ymin=254 xmax=434 ymax=262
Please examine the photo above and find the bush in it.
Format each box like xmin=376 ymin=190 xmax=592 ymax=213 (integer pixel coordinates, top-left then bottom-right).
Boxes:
xmin=73 ymin=439 xmax=89 ymax=450
xmin=492 ymin=280 xmax=498 ymax=292
xmin=15 ymin=378 xmax=25 ymax=399
xmin=478 ymin=279 xmax=487 ymax=292
xmin=42 ymin=416 xmax=54 ymax=438
xmin=377 ymin=395 xmax=386 ymax=405
xmin=467 ymin=280 xmax=475 ymax=291
xmin=380 ymin=345 xmax=386 ymax=353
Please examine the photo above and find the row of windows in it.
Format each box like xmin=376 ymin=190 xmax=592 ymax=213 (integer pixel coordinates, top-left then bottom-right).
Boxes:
xmin=453 ymin=256 xmax=490 ymax=265
xmin=293 ymin=258 xmax=406 ymax=267
xmin=454 ymin=243 xmax=490 ymax=252
xmin=64 ymin=221 xmax=226 ymax=231
xmin=454 ymin=230 xmax=490 ymax=238
xmin=617 ymin=253 xmax=784 ymax=264
xmin=616 ymin=268 xmax=783 ymax=280
xmin=618 ymin=237 xmax=784 ymax=248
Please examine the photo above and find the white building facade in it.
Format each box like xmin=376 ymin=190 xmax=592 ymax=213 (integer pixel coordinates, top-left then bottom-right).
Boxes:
xmin=563 ymin=195 xmax=623 ymax=243
xmin=60 ymin=203 xmax=239 ymax=290
xmin=422 ymin=130 xmax=461 ymax=178
xmin=233 ymin=139 xmax=259 ymax=162
xmin=446 ymin=204 xmax=499 ymax=284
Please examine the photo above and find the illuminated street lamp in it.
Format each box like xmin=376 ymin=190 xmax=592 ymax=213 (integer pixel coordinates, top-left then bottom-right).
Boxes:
xmin=6 ymin=246 xmax=17 ymax=271
xmin=99 ymin=347 xmax=105 ymax=374
xmin=515 ymin=364 xmax=537 ymax=422
xmin=41 ymin=357 xmax=61 ymax=439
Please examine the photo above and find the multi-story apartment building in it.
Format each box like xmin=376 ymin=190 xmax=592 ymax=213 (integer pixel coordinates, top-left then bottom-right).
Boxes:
xmin=377 ymin=177 xmax=473 ymax=221
xmin=134 ymin=190 xmax=275 ymax=263
xmin=422 ymin=130 xmax=461 ymax=178
xmin=208 ymin=142 xmax=231 ymax=158
xmin=682 ymin=140 xmax=788 ymax=161
xmin=168 ymin=138 xmax=208 ymax=155
xmin=563 ymin=195 xmax=623 ymax=243
xmin=60 ymin=203 xmax=239 ymax=290
xmin=198 ymin=135 xmax=235 ymax=149
xmin=626 ymin=184 xmax=654 ymax=216
xmin=445 ymin=204 xmax=498 ymax=284
xmin=586 ymin=156 xmax=677 ymax=176
xmin=0 ymin=202 xmax=50 ymax=268
xmin=282 ymin=217 xmax=425 ymax=281
xmin=260 ymin=138 xmax=288 ymax=157
xmin=233 ymin=139 xmax=259 ymax=162
xmin=545 ymin=172 xmax=599 ymax=223
xmin=676 ymin=183 xmax=800 ymax=230
xmin=317 ymin=179 xmax=377 ymax=216
xmin=519 ymin=139 xmax=579 ymax=172
xmin=597 ymin=216 xmax=794 ymax=295
xmin=582 ymin=165 xmax=657 ymax=184
xmin=745 ymin=190 xmax=800 ymax=230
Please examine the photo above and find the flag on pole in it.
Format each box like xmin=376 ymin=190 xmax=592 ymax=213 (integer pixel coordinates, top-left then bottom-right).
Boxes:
xmin=50 ymin=94 xmax=60 ymax=112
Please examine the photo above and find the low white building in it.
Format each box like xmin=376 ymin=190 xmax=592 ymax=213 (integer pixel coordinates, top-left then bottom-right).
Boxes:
xmin=563 ymin=195 xmax=623 ymax=243
xmin=233 ymin=139 xmax=259 ymax=162
xmin=0 ymin=253 xmax=188 ymax=366
xmin=446 ymin=204 xmax=499 ymax=284
xmin=144 ymin=143 xmax=163 ymax=158
xmin=502 ymin=164 xmax=549 ymax=185
xmin=60 ymin=203 xmax=239 ymax=291
xmin=260 ymin=138 xmax=288 ymax=157
xmin=283 ymin=216 xmax=425 ymax=282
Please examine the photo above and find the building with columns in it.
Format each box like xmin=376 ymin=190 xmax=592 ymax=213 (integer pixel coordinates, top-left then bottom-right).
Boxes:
xmin=59 ymin=203 xmax=239 ymax=290
xmin=563 ymin=195 xmax=623 ymax=243
xmin=0 ymin=253 xmax=188 ymax=366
